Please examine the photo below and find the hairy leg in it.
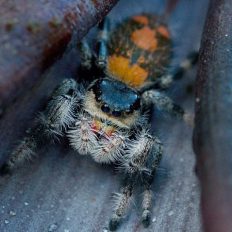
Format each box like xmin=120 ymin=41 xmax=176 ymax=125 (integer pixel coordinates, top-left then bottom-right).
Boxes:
xmin=120 ymin=129 xmax=156 ymax=176
xmin=67 ymin=111 xmax=98 ymax=155
xmin=78 ymin=39 xmax=93 ymax=70
xmin=0 ymin=79 xmax=80 ymax=175
xmin=109 ymin=176 xmax=134 ymax=231
xmin=116 ymin=129 xmax=163 ymax=228
xmin=92 ymin=131 xmax=127 ymax=164
xmin=141 ymin=137 xmax=163 ymax=227
xmin=0 ymin=127 xmax=43 ymax=175
xmin=142 ymin=89 xmax=194 ymax=126
xmin=140 ymin=51 xmax=198 ymax=92
xmin=95 ymin=17 xmax=110 ymax=70
xmin=159 ymin=51 xmax=198 ymax=88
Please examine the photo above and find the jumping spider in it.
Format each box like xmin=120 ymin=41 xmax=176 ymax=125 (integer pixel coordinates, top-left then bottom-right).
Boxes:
xmin=0 ymin=14 xmax=197 ymax=230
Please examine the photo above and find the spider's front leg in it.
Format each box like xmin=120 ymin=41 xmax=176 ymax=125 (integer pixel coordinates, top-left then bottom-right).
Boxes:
xmin=78 ymin=16 xmax=110 ymax=71
xmin=109 ymin=129 xmax=163 ymax=230
xmin=140 ymin=136 xmax=163 ymax=227
xmin=140 ymin=52 xmax=198 ymax=91
xmin=95 ymin=17 xmax=110 ymax=70
xmin=0 ymin=79 xmax=80 ymax=175
xmin=78 ymin=39 xmax=93 ymax=70
xmin=142 ymin=89 xmax=193 ymax=125
xmin=158 ymin=51 xmax=198 ymax=89
xmin=109 ymin=175 xmax=134 ymax=231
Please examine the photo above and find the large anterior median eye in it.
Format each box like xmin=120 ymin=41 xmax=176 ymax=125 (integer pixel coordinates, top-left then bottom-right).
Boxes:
xmin=112 ymin=110 xmax=121 ymax=117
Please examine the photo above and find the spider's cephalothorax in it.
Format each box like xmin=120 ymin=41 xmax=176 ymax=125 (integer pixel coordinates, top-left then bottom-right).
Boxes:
xmin=86 ymin=78 xmax=141 ymax=128
xmin=1 ymin=13 xmax=197 ymax=231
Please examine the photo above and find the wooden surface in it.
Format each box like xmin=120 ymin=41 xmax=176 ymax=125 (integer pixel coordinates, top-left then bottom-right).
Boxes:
xmin=194 ymin=0 xmax=232 ymax=231
xmin=0 ymin=0 xmax=209 ymax=231
xmin=0 ymin=0 xmax=118 ymax=114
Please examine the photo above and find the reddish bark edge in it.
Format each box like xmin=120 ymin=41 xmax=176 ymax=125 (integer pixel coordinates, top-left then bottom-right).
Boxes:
xmin=0 ymin=0 xmax=118 ymax=116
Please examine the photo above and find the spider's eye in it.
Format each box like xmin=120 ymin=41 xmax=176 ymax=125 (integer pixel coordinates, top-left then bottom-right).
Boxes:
xmin=90 ymin=78 xmax=141 ymax=117
xmin=67 ymin=89 xmax=75 ymax=96
xmin=91 ymin=80 xmax=102 ymax=97
xmin=125 ymin=108 xmax=134 ymax=114
xmin=131 ymin=96 xmax=141 ymax=110
xmin=112 ymin=110 xmax=122 ymax=117
xmin=96 ymin=96 xmax=102 ymax=102
xmin=101 ymin=104 xmax=110 ymax=113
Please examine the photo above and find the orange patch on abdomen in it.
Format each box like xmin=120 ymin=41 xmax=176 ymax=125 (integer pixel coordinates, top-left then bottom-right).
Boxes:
xmin=107 ymin=55 xmax=148 ymax=88
xmin=157 ymin=25 xmax=170 ymax=39
xmin=131 ymin=26 xmax=158 ymax=52
xmin=132 ymin=15 xmax=149 ymax=25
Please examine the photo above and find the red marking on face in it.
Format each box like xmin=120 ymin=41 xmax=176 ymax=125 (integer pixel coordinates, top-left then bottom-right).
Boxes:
xmin=91 ymin=119 xmax=115 ymax=137
xmin=157 ymin=25 xmax=170 ymax=39
xmin=131 ymin=26 xmax=158 ymax=52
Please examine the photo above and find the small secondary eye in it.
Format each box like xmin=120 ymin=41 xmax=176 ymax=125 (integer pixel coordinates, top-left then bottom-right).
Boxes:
xmin=101 ymin=105 xmax=110 ymax=113
xmin=112 ymin=110 xmax=121 ymax=117
xmin=96 ymin=96 xmax=102 ymax=102
xmin=94 ymin=89 xmax=102 ymax=97
xmin=67 ymin=89 xmax=75 ymax=96
xmin=125 ymin=109 xmax=133 ymax=114
xmin=91 ymin=81 xmax=102 ymax=96
xmin=132 ymin=97 xmax=141 ymax=110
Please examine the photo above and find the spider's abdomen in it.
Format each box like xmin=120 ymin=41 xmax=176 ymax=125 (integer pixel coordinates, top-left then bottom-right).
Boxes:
xmin=107 ymin=14 xmax=172 ymax=89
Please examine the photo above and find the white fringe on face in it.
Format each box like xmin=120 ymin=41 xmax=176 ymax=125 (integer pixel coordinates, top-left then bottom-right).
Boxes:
xmin=67 ymin=112 xmax=97 ymax=155
xmin=91 ymin=132 xmax=127 ymax=164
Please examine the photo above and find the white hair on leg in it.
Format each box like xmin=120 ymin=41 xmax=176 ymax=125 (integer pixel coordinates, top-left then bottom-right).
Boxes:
xmin=67 ymin=112 xmax=97 ymax=155
xmin=91 ymin=132 xmax=127 ymax=163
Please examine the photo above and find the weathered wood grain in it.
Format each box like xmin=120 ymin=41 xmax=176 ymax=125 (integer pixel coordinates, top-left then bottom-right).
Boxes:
xmin=194 ymin=0 xmax=232 ymax=231
xmin=0 ymin=0 xmax=118 ymax=115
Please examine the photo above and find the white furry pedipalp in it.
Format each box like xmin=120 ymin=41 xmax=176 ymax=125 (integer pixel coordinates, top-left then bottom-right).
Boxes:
xmin=37 ymin=93 xmax=80 ymax=142
xmin=67 ymin=112 xmax=97 ymax=155
xmin=91 ymin=132 xmax=127 ymax=163
xmin=47 ymin=95 xmax=79 ymax=129
xmin=119 ymin=129 xmax=154 ymax=175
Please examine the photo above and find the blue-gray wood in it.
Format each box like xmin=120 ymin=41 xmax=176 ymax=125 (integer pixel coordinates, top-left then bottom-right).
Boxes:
xmin=194 ymin=0 xmax=232 ymax=231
